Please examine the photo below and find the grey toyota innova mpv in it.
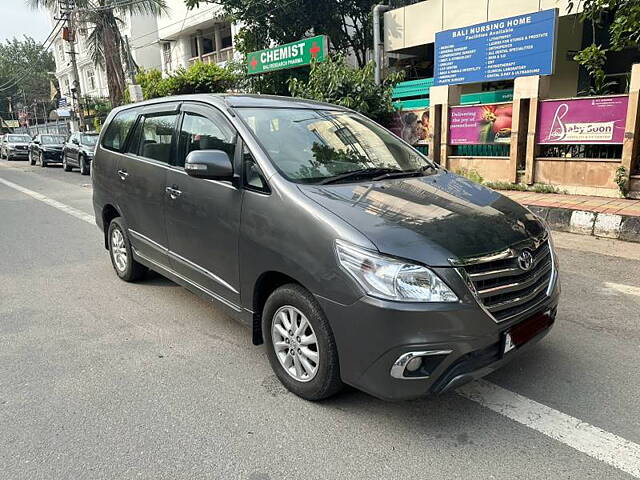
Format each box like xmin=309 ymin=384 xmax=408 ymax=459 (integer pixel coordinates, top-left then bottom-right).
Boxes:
xmin=92 ymin=94 xmax=560 ymax=401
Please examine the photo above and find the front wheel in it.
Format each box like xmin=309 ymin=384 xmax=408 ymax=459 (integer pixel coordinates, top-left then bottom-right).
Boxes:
xmin=62 ymin=154 xmax=72 ymax=172
xmin=79 ymin=155 xmax=89 ymax=175
xmin=263 ymin=284 xmax=343 ymax=401
xmin=107 ymin=217 xmax=147 ymax=282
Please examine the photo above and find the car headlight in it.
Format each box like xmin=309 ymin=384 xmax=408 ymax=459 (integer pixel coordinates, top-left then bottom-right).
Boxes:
xmin=335 ymin=240 xmax=458 ymax=302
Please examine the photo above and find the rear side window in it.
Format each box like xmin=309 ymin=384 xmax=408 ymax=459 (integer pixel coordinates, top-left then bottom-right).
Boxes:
xmin=102 ymin=109 xmax=138 ymax=152
xmin=127 ymin=113 xmax=177 ymax=164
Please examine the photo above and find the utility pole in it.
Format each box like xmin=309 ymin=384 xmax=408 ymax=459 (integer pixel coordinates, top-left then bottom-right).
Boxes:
xmin=59 ymin=0 xmax=85 ymax=132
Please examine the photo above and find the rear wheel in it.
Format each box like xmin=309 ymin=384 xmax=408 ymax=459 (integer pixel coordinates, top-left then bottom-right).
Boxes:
xmin=107 ymin=217 xmax=147 ymax=282
xmin=28 ymin=151 xmax=35 ymax=165
xmin=263 ymin=284 xmax=343 ymax=401
xmin=39 ymin=153 xmax=46 ymax=167
xmin=79 ymin=155 xmax=89 ymax=175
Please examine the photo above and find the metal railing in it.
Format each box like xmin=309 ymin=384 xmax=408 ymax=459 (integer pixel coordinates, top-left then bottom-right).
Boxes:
xmin=188 ymin=47 xmax=234 ymax=67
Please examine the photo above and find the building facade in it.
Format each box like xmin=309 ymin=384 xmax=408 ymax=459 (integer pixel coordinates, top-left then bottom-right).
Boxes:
xmin=156 ymin=0 xmax=239 ymax=75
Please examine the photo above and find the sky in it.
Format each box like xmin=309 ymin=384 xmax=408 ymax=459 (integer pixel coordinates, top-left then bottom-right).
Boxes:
xmin=0 ymin=4 xmax=51 ymax=44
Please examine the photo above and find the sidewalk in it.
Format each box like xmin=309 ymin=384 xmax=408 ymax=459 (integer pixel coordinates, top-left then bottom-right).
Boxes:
xmin=499 ymin=191 xmax=640 ymax=243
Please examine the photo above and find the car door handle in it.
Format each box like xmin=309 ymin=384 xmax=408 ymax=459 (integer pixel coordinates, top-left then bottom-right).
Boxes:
xmin=166 ymin=186 xmax=182 ymax=199
xmin=117 ymin=169 xmax=129 ymax=181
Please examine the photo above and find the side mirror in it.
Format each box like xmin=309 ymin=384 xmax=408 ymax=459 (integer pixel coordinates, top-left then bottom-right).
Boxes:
xmin=72 ymin=138 xmax=79 ymax=145
xmin=184 ymin=149 xmax=233 ymax=180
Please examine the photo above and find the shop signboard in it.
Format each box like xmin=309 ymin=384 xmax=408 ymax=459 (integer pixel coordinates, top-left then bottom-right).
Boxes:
xmin=389 ymin=107 xmax=430 ymax=146
xmin=434 ymin=9 xmax=557 ymax=86
xmin=247 ymin=35 xmax=328 ymax=75
xmin=449 ymin=103 xmax=513 ymax=145
xmin=536 ymin=96 xmax=628 ymax=144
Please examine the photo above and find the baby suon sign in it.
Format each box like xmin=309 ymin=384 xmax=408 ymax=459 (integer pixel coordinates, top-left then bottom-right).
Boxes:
xmin=536 ymin=96 xmax=628 ymax=144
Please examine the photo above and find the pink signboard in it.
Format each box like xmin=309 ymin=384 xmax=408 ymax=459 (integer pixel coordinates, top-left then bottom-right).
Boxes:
xmin=449 ymin=104 xmax=513 ymax=145
xmin=536 ymin=96 xmax=628 ymax=144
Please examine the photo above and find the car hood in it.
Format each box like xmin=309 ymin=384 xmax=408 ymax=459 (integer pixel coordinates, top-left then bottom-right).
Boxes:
xmin=298 ymin=172 xmax=545 ymax=267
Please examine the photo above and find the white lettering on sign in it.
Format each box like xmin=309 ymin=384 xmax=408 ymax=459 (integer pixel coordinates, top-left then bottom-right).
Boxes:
xmin=260 ymin=42 xmax=306 ymax=66
xmin=547 ymin=103 xmax=616 ymax=142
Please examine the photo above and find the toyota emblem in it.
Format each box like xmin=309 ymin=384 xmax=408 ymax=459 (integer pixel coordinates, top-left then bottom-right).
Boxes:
xmin=517 ymin=250 xmax=534 ymax=271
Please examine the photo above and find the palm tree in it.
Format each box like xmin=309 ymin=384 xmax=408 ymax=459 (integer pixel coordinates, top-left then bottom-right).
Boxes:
xmin=28 ymin=0 xmax=166 ymax=107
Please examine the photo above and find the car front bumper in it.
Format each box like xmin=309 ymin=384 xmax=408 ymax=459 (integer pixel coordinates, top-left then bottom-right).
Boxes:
xmin=316 ymin=270 xmax=560 ymax=401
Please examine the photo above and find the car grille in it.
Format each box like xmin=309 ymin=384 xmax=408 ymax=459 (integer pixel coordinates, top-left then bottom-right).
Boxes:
xmin=16 ymin=145 xmax=27 ymax=150
xmin=462 ymin=240 xmax=554 ymax=323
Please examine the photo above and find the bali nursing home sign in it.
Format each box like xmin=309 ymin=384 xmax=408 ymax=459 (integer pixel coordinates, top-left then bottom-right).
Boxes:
xmin=434 ymin=9 xmax=558 ymax=86
xmin=536 ymin=96 xmax=628 ymax=144
xmin=247 ymin=35 xmax=329 ymax=75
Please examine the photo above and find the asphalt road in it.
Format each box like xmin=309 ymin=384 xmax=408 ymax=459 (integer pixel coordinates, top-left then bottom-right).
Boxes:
xmin=1 ymin=160 xmax=639 ymax=479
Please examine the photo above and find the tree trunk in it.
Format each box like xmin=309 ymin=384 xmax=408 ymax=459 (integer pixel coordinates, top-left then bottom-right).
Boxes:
xmin=102 ymin=17 xmax=126 ymax=107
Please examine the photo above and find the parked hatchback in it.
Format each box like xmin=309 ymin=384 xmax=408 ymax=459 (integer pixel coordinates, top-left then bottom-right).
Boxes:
xmin=92 ymin=95 xmax=560 ymax=401
xmin=1 ymin=133 xmax=32 ymax=160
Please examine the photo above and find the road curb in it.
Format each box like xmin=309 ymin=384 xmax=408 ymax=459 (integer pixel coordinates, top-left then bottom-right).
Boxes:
xmin=525 ymin=205 xmax=640 ymax=243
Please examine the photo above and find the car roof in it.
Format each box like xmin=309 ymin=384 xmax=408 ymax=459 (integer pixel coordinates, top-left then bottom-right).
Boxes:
xmin=112 ymin=93 xmax=346 ymax=114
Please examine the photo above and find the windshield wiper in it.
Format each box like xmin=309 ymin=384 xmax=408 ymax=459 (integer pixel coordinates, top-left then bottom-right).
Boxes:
xmin=318 ymin=167 xmax=402 ymax=185
xmin=372 ymin=163 xmax=440 ymax=181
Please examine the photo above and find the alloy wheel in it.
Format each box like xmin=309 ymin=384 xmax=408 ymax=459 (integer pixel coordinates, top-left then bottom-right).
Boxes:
xmin=110 ymin=227 xmax=128 ymax=273
xmin=271 ymin=305 xmax=319 ymax=382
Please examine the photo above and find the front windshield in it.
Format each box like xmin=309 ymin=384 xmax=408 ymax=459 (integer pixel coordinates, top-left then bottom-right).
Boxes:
xmin=236 ymin=108 xmax=432 ymax=184
xmin=42 ymin=135 xmax=66 ymax=145
xmin=8 ymin=135 xmax=30 ymax=143
xmin=80 ymin=134 xmax=98 ymax=146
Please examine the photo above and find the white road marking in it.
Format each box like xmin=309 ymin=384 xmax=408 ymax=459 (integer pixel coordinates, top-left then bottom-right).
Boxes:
xmin=603 ymin=282 xmax=640 ymax=298
xmin=458 ymin=380 xmax=640 ymax=478
xmin=3 ymin=173 xmax=640 ymax=478
xmin=0 ymin=177 xmax=95 ymax=225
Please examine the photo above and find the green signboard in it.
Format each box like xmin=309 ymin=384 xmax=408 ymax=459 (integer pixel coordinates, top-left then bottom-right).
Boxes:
xmin=247 ymin=35 xmax=328 ymax=75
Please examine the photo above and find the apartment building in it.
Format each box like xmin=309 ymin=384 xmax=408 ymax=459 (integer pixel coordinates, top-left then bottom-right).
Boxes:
xmin=157 ymin=0 xmax=239 ymax=75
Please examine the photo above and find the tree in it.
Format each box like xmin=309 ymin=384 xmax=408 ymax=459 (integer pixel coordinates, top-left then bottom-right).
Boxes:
xmin=27 ymin=0 xmax=167 ymax=107
xmin=569 ymin=0 xmax=640 ymax=94
xmin=136 ymin=62 xmax=237 ymax=100
xmin=184 ymin=0 xmax=376 ymax=68
xmin=288 ymin=56 xmax=403 ymax=124
xmin=0 ymin=36 xmax=56 ymax=123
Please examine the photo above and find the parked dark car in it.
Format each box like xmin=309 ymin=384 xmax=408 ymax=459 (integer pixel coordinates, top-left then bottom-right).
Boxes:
xmin=29 ymin=134 xmax=66 ymax=167
xmin=92 ymin=94 xmax=560 ymax=402
xmin=63 ymin=132 xmax=98 ymax=175
xmin=1 ymin=134 xmax=32 ymax=160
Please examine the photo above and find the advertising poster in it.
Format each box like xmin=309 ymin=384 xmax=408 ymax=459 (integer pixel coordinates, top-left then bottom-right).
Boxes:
xmin=449 ymin=104 xmax=512 ymax=145
xmin=389 ymin=108 xmax=430 ymax=146
xmin=536 ymin=96 xmax=628 ymax=144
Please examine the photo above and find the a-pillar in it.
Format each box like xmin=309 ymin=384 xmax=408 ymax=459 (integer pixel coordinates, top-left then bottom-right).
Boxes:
xmin=514 ymin=75 xmax=550 ymax=185
xmin=621 ymin=64 xmax=640 ymax=187
xmin=428 ymin=85 xmax=461 ymax=167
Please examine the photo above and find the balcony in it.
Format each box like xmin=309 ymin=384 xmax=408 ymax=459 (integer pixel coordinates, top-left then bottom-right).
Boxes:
xmin=188 ymin=47 xmax=234 ymax=67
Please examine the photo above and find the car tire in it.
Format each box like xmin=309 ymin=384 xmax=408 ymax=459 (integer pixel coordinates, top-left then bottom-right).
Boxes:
xmin=107 ymin=217 xmax=147 ymax=282
xmin=62 ymin=154 xmax=72 ymax=172
xmin=263 ymin=284 xmax=343 ymax=401
xmin=79 ymin=155 xmax=89 ymax=175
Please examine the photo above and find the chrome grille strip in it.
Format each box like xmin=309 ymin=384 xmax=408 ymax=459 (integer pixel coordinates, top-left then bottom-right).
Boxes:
xmin=461 ymin=239 xmax=554 ymax=323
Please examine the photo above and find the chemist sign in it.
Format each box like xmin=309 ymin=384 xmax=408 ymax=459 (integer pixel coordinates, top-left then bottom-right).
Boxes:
xmin=434 ymin=9 xmax=558 ymax=86
xmin=247 ymin=35 xmax=329 ymax=75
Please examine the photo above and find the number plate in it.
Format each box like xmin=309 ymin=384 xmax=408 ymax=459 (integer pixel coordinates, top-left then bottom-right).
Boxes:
xmin=502 ymin=310 xmax=554 ymax=355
